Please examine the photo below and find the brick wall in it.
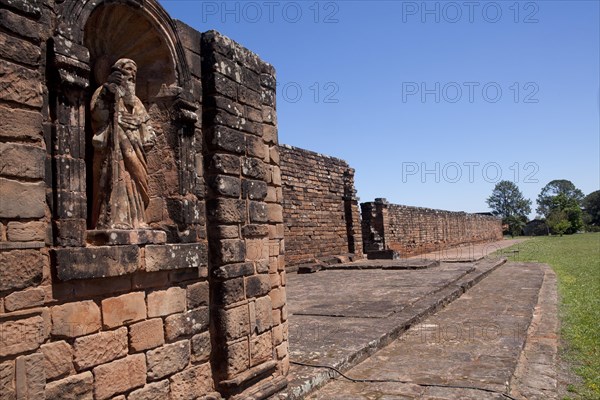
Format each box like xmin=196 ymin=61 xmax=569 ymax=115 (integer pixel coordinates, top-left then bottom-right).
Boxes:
xmin=279 ymin=145 xmax=363 ymax=266
xmin=0 ymin=2 xmax=287 ymax=399
xmin=361 ymin=199 xmax=503 ymax=257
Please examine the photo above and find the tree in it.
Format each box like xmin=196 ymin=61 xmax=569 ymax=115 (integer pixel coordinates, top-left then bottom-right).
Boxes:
xmin=582 ymin=190 xmax=600 ymax=228
xmin=546 ymin=209 xmax=571 ymax=236
xmin=546 ymin=192 xmax=583 ymax=234
xmin=486 ymin=180 xmax=532 ymax=236
xmin=536 ymin=179 xmax=584 ymax=218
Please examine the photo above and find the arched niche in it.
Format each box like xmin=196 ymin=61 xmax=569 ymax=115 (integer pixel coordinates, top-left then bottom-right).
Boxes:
xmin=49 ymin=0 xmax=200 ymax=246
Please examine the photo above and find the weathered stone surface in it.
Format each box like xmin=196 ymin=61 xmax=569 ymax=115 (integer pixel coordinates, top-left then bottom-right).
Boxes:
xmin=4 ymin=287 xmax=46 ymax=311
xmin=255 ymin=296 xmax=273 ymax=334
xmin=169 ymin=363 xmax=213 ymax=400
xmin=245 ymin=238 xmax=269 ymax=262
xmin=0 ymin=33 xmax=41 ymax=66
xmin=101 ymin=292 xmax=146 ymax=329
xmin=212 ymin=278 xmax=245 ymax=305
xmin=249 ymin=201 xmax=268 ymax=223
xmin=211 ymin=239 xmax=245 ymax=264
xmin=15 ymin=353 xmax=45 ymax=399
xmin=206 ymin=198 xmax=245 ymax=223
xmin=6 ymin=221 xmax=47 ymax=242
xmin=0 ymin=178 xmax=45 ymax=219
xmin=0 ymin=315 xmax=46 ymax=357
xmin=93 ymin=354 xmax=146 ymax=400
xmin=0 ymin=143 xmax=45 ymax=179
xmin=209 ymin=174 xmax=241 ymax=197
xmin=245 ymin=274 xmax=270 ymax=298
xmin=164 ymin=308 xmax=209 ymax=342
xmin=51 ymin=301 xmax=101 ymax=338
xmin=128 ymin=379 xmax=170 ymax=400
xmin=269 ymin=288 xmax=286 ymax=309
xmin=222 ymin=338 xmax=249 ymax=378
xmin=250 ymin=331 xmax=273 ymax=367
xmin=145 ymin=243 xmax=207 ymax=272
xmin=147 ymin=287 xmax=186 ymax=318
xmin=215 ymin=305 xmax=250 ymax=341
xmin=0 ymin=10 xmax=41 ymax=42
xmin=146 ymin=340 xmax=190 ymax=381
xmin=242 ymin=157 xmax=267 ymax=180
xmin=210 ymin=126 xmax=246 ymax=154
xmin=242 ymin=224 xmax=269 ymax=238
xmin=212 ymin=262 xmax=254 ymax=279
xmin=40 ymin=340 xmax=74 ymax=380
xmin=45 ymin=372 xmax=93 ymax=400
xmin=0 ymin=105 xmax=42 ymax=142
xmin=53 ymin=246 xmax=140 ymax=281
xmin=129 ymin=318 xmax=165 ymax=352
xmin=191 ymin=331 xmax=211 ymax=363
xmin=0 ymin=248 xmax=44 ymax=293
xmin=73 ymin=327 xmax=128 ymax=370
xmin=209 ymin=153 xmax=240 ymax=175
xmin=0 ymin=360 xmax=16 ymax=399
xmin=186 ymin=281 xmax=209 ymax=309
xmin=0 ymin=60 xmax=42 ymax=107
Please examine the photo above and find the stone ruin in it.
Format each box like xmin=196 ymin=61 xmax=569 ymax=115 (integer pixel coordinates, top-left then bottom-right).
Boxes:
xmin=0 ymin=1 xmax=502 ymax=399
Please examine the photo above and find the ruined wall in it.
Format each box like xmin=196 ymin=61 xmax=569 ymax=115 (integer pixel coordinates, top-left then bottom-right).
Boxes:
xmin=279 ymin=145 xmax=362 ymax=266
xmin=361 ymin=199 xmax=503 ymax=257
xmin=0 ymin=1 xmax=286 ymax=399
xmin=201 ymin=31 xmax=288 ymax=398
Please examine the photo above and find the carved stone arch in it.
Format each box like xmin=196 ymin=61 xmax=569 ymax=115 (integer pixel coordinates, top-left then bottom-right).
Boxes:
xmin=55 ymin=0 xmax=192 ymax=96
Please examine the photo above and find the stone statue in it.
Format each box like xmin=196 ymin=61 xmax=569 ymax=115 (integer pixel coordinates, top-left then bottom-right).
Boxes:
xmin=90 ymin=58 xmax=155 ymax=230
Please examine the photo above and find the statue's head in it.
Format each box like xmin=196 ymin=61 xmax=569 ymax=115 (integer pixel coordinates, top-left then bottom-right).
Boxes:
xmin=112 ymin=58 xmax=137 ymax=104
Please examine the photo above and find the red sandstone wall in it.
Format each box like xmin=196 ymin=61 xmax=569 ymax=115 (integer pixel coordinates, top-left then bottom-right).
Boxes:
xmin=279 ymin=145 xmax=363 ymax=266
xmin=361 ymin=201 xmax=503 ymax=257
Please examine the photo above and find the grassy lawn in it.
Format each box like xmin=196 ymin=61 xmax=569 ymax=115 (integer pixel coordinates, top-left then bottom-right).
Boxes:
xmin=500 ymin=233 xmax=600 ymax=399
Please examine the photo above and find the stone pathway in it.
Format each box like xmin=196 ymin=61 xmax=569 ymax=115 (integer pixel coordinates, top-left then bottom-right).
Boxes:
xmin=305 ymin=263 xmax=557 ymax=400
xmin=407 ymin=238 xmax=527 ymax=262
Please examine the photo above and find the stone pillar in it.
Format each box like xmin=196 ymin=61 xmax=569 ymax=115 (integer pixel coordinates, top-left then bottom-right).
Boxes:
xmin=201 ymin=31 xmax=288 ymax=399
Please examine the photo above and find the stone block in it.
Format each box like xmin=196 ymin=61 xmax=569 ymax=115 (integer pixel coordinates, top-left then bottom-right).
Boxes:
xmin=223 ymin=339 xmax=249 ymax=378
xmin=0 ymin=60 xmax=42 ymax=107
xmin=129 ymin=318 xmax=165 ymax=353
xmin=0 ymin=178 xmax=45 ymax=218
xmin=246 ymin=136 xmax=268 ymax=159
xmin=92 ymin=354 xmax=146 ymax=400
xmin=128 ymin=379 xmax=170 ymax=400
xmin=4 ymin=287 xmax=46 ymax=311
xmin=40 ymin=340 xmax=74 ymax=380
xmin=245 ymin=275 xmax=270 ymax=298
xmin=0 ymin=314 xmax=46 ymax=357
xmin=249 ymin=201 xmax=268 ymax=223
xmin=53 ymin=246 xmax=140 ymax=281
xmin=144 ymin=243 xmax=207 ymax=272
xmin=51 ymin=301 xmax=101 ymax=338
xmin=45 ymin=372 xmax=93 ymax=400
xmin=6 ymin=221 xmax=47 ymax=242
xmin=245 ymin=238 xmax=268 ymax=262
xmin=15 ymin=353 xmax=45 ymax=399
xmin=0 ymin=9 xmax=41 ymax=42
xmin=169 ymin=363 xmax=213 ymax=400
xmin=73 ymin=327 xmax=128 ymax=370
xmin=0 ymin=105 xmax=42 ymax=142
xmin=255 ymin=296 xmax=273 ymax=334
xmin=215 ymin=305 xmax=250 ymax=341
xmin=191 ymin=331 xmax=211 ymax=364
xmin=269 ymin=288 xmax=286 ymax=309
xmin=0 ymin=33 xmax=41 ymax=66
xmin=146 ymin=340 xmax=190 ymax=381
xmin=213 ymin=262 xmax=254 ymax=280
xmin=0 ymin=360 xmax=16 ymax=399
xmin=210 ymin=125 xmax=245 ymax=154
xmin=164 ymin=308 xmax=209 ymax=342
xmin=250 ymin=331 xmax=273 ymax=367
xmin=101 ymin=292 xmax=146 ymax=329
xmin=242 ymin=179 xmax=268 ymax=201
xmin=209 ymin=153 xmax=240 ymax=175
xmin=147 ymin=287 xmax=186 ymax=318
xmin=212 ymin=278 xmax=245 ymax=305
xmin=267 ymin=204 xmax=283 ymax=223
xmin=241 ymin=157 xmax=267 ymax=180
xmin=206 ymin=198 xmax=245 ymax=223
xmin=186 ymin=281 xmax=209 ymax=309
xmin=208 ymin=174 xmax=241 ymax=197
xmin=211 ymin=239 xmax=245 ymax=264
xmin=52 ymin=219 xmax=86 ymax=247
xmin=0 ymin=143 xmax=45 ymax=180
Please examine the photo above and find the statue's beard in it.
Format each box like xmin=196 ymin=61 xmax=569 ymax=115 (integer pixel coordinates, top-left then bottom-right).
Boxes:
xmin=119 ymin=81 xmax=136 ymax=106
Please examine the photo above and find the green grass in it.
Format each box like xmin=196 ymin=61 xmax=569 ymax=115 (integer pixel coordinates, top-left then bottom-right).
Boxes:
xmin=499 ymin=233 xmax=600 ymax=399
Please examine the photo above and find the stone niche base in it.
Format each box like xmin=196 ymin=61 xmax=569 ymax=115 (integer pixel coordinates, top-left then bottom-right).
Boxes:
xmin=86 ymin=229 xmax=167 ymax=246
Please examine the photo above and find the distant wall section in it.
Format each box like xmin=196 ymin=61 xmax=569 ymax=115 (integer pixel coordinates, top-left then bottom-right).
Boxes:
xmin=361 ymin=199 xmax=502 ymax=257
xmin=279 ymin=145 xmax=362 ymax=266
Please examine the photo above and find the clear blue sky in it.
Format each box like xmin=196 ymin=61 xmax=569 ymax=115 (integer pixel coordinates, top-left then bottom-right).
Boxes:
xmin=160 ymin=0 xmax=599 ymax=218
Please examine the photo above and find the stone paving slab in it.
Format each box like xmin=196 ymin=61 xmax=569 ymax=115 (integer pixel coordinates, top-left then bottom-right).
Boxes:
xmin=303 ymin=262 xmax=556 ymax=400
xmin=274 ymin=257 xmax=508 ymax=399
xmin=326 ymin=259 xmax=439 ymax=270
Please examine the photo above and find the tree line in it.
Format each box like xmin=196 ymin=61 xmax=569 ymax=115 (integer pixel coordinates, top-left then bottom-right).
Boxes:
xmin=486 ymin=179 xmax=600 ymax=236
